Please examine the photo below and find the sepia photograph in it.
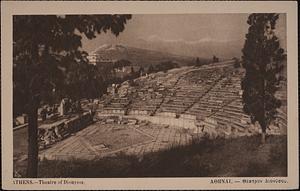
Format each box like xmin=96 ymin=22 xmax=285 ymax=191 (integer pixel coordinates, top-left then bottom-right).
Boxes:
xmin=1 ymin=1 xmax=298 ymax=190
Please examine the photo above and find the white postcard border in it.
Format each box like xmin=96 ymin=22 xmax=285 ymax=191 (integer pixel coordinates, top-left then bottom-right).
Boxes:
xmin=1 ymin=1 xmax=298 ymax=190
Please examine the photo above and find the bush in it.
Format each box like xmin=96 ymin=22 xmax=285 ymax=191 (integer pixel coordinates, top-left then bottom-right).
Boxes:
xmin=34 ymin=135 xmax=287 ymax=177
xmin=268 ymin=136 xmax=287 ymax=176
xmin=155 ymin=61 xmax=179 ymax=73
xmin=239 ymin=161 xmax=271 ymax=177
xmin=234 ymin=62 xmax=240 ymax=68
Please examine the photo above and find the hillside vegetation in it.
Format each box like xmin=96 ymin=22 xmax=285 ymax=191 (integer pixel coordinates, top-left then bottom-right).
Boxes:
xmin=91 ymin=44 xmax=208 ymax=67
xmin=31 ymin=135 xmax=287 ymax=178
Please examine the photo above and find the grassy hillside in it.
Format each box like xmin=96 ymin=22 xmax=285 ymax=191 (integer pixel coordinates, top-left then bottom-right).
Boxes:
xmin=126 ymin=46 xmax=207 ymax=67
xmin=19 ymin=135 xmax=287 ymax=178
xmin=91 ymin=44 xmax=208 ymax=68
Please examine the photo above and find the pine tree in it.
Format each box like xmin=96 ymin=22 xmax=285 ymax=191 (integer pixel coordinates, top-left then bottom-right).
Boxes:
xmin=196 ymin=57 xmax=200 ymax=66
xmin=130 ymin=66 xmax=135 ymax=74
xmin=241 ymin=13 xmax=285 ymax=143
xmin=213 ymin=55 xmax=219 ymax=63
xmin=139 ymin=66 xmax=145 ymax=76
xmin=233 ymin=57 xmax=240 ymax=68
xmin=148 ymin=64 xmax=155 ymax=73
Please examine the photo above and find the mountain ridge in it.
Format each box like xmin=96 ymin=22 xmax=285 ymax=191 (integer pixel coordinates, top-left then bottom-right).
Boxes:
xmin=89 ymin=44 xmax=208 ymax=67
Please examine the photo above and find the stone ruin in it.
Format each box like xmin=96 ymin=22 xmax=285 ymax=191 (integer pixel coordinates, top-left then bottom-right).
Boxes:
xmin=38 ymin=112 xmax=93 ymax=149
xmin=96 ymin=62 xmax=287 ymax=139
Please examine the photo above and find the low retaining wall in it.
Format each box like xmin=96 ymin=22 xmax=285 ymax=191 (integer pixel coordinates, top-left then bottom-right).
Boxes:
xmin=97 ymin=112 xmax=197 ymax=129
xmin=96 ymin=111 xmax=285 ymax=139
xmin=132 ymin=115 xmax=197 ymax=129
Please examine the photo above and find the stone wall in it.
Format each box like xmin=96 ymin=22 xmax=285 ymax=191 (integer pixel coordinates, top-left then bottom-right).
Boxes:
xmin=97 ymin=112 xmax=197 ymax=130
xmin=38 ymin=112 xmax=93 ymax=149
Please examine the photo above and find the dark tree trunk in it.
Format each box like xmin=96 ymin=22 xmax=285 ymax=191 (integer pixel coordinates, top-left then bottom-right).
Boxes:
xmin=261 ymin=77 xmax=267 ymax=144
xmin=26 ymin=105 xmax=39 ymax=178
xmin=261 ymin=122 xmax=267 ymax=144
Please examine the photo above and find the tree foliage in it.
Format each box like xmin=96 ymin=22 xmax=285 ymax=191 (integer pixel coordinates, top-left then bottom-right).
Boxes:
xmin=13 ymin=14 xmax=131 ymax=177
xmin=13 ymin=14 xmax=131 ymax=115
xmin=196 ymin=57 xmax=200 ymax=66
xmin=241 ymin=13 xmax=285 ymax=136
xmin=113 ymin=59 xmax=132 ymax=68
xmin=155 ymin=61 xmax=179 ymax=73
xmin=233 ymin=57 xmax=241 ymax=68
xmin=148 ymin=64 xmax=155 ymax=73
xmin=212 ymin=55 xmax=219 ymax=63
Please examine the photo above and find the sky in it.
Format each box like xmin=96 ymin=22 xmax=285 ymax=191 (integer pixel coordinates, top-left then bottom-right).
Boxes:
xmin=81 ymin=14 xmax=286 ymax=58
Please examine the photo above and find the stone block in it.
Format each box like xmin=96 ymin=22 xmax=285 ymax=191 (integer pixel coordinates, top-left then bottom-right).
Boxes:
xmin=15 ymin=114 xmax=28 ymax=125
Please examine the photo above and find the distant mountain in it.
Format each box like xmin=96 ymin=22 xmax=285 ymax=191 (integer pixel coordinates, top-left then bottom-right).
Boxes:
xmin=90 ymin=44 xmax=129 ymax=61
xmin=89 ymin=44 xmax=206 ymax=67
xmin=130 ymin=36 xmax=244 ymax=59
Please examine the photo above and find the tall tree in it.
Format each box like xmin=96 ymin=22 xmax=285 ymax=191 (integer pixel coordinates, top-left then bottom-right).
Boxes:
xmin=148 ymin=64 xmax=155 ymax=73
xmin=139 ymin=66 xmax=145 ymax=76
xmin=13 ymin=14 xmax=131 ymax=177
xmin=195 ymin=57 xmax=200 ymax=66
xmin=130 ymin=66 xmax=135 ymax=74
xmin=113 ymin=59 xmax=131 ymax=69
xmin=212 ymin=55 xmax=219 ymax=63
xmin=241 ymin=13 xmax=285 ymax=143
xmin=233 ymin=57 xmax=241 ymax=68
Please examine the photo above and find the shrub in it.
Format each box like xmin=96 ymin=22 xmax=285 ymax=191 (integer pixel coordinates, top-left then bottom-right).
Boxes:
xmin=238 ymin=161 xmax=271 ymax=177
xmin=268 ymin=136 xmax=287 ymax=176
xmin=35 ymin=135 xmax=287 ymax=177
